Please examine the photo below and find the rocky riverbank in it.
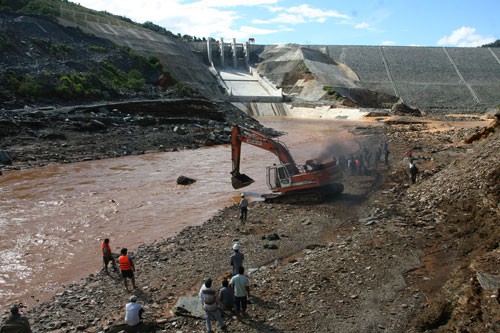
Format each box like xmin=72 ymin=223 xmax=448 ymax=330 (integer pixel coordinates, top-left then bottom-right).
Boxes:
xmin=2 ymin=111 xmax=498 ymax=333
xmin=0 ymin=99 xmax=277 ymax=170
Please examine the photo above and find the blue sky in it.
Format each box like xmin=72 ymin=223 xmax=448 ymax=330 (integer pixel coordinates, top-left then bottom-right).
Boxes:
xmin=76 ymin=0 xmax=498 ymax=47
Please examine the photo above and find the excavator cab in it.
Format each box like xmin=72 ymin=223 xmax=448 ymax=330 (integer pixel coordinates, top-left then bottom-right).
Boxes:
xmin=266 ymin=164 xmax=292 ymax=191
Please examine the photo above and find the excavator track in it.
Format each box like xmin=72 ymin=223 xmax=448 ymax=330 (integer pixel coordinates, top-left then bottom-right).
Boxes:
xmin=263 ymin=183 xmax=344 ymax=204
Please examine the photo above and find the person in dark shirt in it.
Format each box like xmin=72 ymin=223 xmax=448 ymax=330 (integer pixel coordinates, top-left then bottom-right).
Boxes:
xmin=1 ymin=306 xmax=32 ymax=333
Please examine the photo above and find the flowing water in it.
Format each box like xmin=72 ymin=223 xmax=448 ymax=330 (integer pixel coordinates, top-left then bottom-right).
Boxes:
xmin=0 ymin=117 xmax=364 ymax=309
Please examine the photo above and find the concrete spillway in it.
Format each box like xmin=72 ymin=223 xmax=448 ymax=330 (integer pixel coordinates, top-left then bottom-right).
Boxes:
xmin=215 ymin=67 xmax=367 ymax=119
xmin=216 ymin=68 xmax=283 ymax=102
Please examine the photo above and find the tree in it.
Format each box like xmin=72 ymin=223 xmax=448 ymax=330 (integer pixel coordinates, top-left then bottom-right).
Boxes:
xmin=481 ymin=39 xmax=500 ymax=48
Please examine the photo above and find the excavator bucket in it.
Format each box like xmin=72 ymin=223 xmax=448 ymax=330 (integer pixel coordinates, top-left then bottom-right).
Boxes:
xmin=231 ymin=173 xmax=254 ymax=189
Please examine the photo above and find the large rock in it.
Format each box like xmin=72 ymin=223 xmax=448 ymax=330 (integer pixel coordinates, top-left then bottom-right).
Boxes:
xmin=0 ymin=150 xmax=12 ymax=165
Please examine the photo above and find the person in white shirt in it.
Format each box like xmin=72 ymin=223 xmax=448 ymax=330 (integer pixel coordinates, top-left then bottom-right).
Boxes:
xmin=229 ymin=266 xmax=250 ymax=317
xmin=124 ymin=295 xmax=143 ymax=327
xmin=239 ymin=193 xmax=248 ymax=221
xmin=199 ymin=278 xmax=226 ymax=332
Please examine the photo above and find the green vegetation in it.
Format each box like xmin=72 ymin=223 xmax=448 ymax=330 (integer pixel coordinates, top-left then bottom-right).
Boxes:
xmin=299 ymin=63 xmax=311 ymax=74
xmin=89 ymin=45 xmax=108 ymax=53
xmin=19 ymin=0 xmax=60 ymax=16
xmin=56 ymin=73 xmax=90 ymax=97
xmin=323 ymin=86 xmax=344 ymax=101
xmin=143 ymin=55 xmax=163 ymax=72
xmin=0 ymin=0 xmax=30 ymax=12
xmin=142 ymin=21 xmax=176 ymax=39
xmin=0 ymin=0 xmax=62 ymax=17
xmin=0 ymin=0 xmax=188 ymax=102
xmin=172 ymin=83 xmax=196 ymax=97
xmin=1 ymin=0 xmax=205 ymax=42
xmin=126 ymin=70 xmax=145 ymax=90
xmin=5 ymin=73 xmax=46 ymax=97
xmin=50 ymin=42 xmax=74 ymax=54
xmin=1 ymin=57 xmax=153 ymax=100
xmin=0 ymin=35 xmax=15 ymax=52
xmin=481 ymin=39 xmax=500 ymax=48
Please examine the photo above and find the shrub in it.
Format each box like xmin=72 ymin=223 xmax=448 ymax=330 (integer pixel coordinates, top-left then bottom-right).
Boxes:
xmin=126 ymin=70 xmax=145 ymax=90
xmin=50 ymin=43 xmax=74 ymax=54
xmin=56 ymin=74 xmax=85 ymax=98
xmin=16 ymin=74 xmax=43 ymax=96
xmin=172 ymin=82 xmax=196 ymax=96
xmin=19 ymin=0 xmax=60 ymax=17
xmin=89 ymin=45 xmax=108 ymax=53
xmin=299 ymin=63 xmax=311 ymax=74
xmin=323 ymin=86 xmax=344 ymax=101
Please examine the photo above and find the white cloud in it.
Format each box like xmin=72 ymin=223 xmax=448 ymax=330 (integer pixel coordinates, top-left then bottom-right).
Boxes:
xmin=380 ymin=40 xmax=395 ymax=46
xmin=196 ymin=0 xmax=278 ymax=7
xmin=287 ymin=4 xmax=349 ymax=20
xmin=268 ymin=6 xmax=285 ymax=13
xmin=254 ymin=4 xmax=349 ymax=25
xmin=75 ymin=1 xmax=348 ymax=42
xmin=253 ymin=13 xmax=306 ymax=25
xmin=437 ymin=26 xmax=496 ymax=47
xmin=354 ymin=22 xmax=369 ymax=29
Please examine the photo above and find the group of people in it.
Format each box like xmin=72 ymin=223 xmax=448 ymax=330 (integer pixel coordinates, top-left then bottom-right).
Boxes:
xmin=199 ymin=242 xmax=251 ymax=332
xmin=102 ymin=239 xmax=251 ymax=332
xmin=102 ymin=238 xmax=137 ymax=291
xmin=335 ymin=142 xmax=391 ymax=177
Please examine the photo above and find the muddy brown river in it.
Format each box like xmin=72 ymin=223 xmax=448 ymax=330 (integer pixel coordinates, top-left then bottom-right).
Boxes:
xmin=0 ymin=117 xmax=363 ymax=309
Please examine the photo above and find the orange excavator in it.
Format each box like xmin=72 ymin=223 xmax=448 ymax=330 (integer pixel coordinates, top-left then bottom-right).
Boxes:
xmin=231 ymin=126 xmax=344 ymax=204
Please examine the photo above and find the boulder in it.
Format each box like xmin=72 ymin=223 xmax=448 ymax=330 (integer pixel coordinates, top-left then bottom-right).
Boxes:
xmin=0 ymin=150 xmax=12 ymax=165
xmin=177 ymin=175 xmax=196 ymax=185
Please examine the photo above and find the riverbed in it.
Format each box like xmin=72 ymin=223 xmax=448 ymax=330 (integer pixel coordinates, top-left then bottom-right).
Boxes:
xmin=0 ymin=117 xmax=364 ymax=309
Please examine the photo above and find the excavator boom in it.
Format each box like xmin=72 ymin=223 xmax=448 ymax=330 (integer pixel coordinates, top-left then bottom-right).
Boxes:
xmin=231 ymin=126 xmax=299 ymax=189
xmin=230 ymin=125 xmax=343 ymax=203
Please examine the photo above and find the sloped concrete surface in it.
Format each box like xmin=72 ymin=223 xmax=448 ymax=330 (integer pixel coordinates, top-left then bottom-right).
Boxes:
xmin=57 ymin=6 xmax=221 ymax=97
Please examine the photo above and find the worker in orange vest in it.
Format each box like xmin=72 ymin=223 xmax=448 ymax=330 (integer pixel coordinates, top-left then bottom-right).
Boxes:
xmin=101 ymin=238 xmax=117 ymax=273
xmin=118 ymin=248 xmax=137 ymax=291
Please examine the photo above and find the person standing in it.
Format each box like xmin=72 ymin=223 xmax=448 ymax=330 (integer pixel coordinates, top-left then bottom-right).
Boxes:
xmin=118 ymin=248 xmax=137 ymax=291
xmin=218 ymin=279 xmax=235 ymax=316
xmin=0 ymin=305 xmax=32 ymax=333
xmin=101 ymin=238 xmax=117 ymax=273
xmin=199 ymin=278 xmax=226 ymax=333
xmin=239 ymin=193 xmax=248 ymax=221
xmin=229 ymin=266 xmax=250 ymax=318
xmin=124 ymin=295 xmax=143 ymax=327
xmin=384 ymin=148 xmax=390 ymax=165
xmin=230 ymin=243 xmax=244 ymax=276
xmin=409 ymin=160 xmax=419 ymax=184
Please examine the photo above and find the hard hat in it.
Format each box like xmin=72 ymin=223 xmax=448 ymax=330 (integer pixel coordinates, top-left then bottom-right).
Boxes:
xmin=130 ymin=295 xmax=137 ymax=302
xmin=241 ymin=193 xmax=245 ymax=197
xmin=233 ymin=243 xmax=240 ymax=250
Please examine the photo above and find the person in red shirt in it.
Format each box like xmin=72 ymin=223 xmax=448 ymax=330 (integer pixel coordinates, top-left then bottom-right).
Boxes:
xmin=101 ymin=238 xmax=117 ymax=273
xmin=119 ymin=248 xmax=137 ymax=291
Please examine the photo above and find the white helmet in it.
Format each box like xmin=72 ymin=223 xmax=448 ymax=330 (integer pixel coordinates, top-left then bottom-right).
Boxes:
xmin=233 ymin=243 xmax=240 ymax=250
xmin=240 ymin=193 xmax=245 ymax=197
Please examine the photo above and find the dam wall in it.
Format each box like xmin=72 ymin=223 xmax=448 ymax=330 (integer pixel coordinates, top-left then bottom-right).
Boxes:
xmin=189 ymin=41 xmax=499 ymax=112
xmin=317 ymin=45 xmax=500 ymax=112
